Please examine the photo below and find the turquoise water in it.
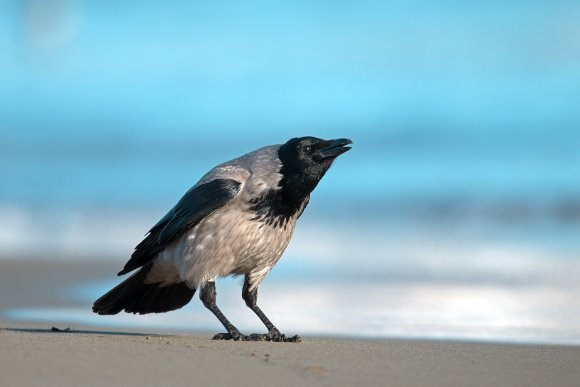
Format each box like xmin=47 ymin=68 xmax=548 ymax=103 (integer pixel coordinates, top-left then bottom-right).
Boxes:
xmin=1 ymin=1 xmax=579 ymax=211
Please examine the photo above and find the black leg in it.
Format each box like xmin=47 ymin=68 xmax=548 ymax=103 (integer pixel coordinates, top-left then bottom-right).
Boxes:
xmin=200 ymin=281 xmax=245 ymax=341
xmin=242 ymin=276 xmax=301 ymax=343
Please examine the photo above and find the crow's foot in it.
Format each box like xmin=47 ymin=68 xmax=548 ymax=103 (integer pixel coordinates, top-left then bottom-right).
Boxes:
xmin=244 ymin=332 xmax=302 ymax=343
xmin=212 ymin=332 xmax=247 ymax=341
xmin=283 ymin=334 xmax=302 ymax=343
xmin=212 ymin=332 xmax=301 ymax=342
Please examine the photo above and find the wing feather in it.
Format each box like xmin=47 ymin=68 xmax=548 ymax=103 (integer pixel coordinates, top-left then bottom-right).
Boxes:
xmin=118 ymin=178 xmax=241 ymax=275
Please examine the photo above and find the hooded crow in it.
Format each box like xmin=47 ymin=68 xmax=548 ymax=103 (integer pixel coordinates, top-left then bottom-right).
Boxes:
xmin=93 ymin=136 xmax=352 ymax=342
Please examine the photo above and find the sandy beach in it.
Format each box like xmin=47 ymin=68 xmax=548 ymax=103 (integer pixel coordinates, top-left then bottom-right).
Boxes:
xmin=1 ymin=325 xmax=579 ymax=387
xmin=1 ymin=260 xmax=579 ymax=387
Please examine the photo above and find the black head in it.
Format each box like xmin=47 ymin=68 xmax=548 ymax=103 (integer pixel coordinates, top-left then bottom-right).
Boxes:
xmin=278 ymin=136 xmax=353 ymax=178
xmin=276 ymin=136 xmax=352 ymax=204
xmin=250 ymin=136 xmax=352 ymax=227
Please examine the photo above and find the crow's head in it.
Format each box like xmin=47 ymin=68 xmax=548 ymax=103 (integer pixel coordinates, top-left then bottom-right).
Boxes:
xmin=278 ymin=136 xmax=352 ymax=179
xmin=251 ymin=136 xmax=352 ymax=223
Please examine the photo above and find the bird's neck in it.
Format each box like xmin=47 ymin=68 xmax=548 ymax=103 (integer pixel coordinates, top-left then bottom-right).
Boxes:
xmin=249 ymin=172 xmax=317 ymax=227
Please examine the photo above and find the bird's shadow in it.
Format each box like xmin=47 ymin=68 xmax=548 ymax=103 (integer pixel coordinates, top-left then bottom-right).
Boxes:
xmin=3 ymin=327 xmax=163 ymax=337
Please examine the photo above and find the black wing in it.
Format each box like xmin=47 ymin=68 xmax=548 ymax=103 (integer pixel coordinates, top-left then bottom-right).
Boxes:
xmin=118 ymin=178 xmax=241 ymax=276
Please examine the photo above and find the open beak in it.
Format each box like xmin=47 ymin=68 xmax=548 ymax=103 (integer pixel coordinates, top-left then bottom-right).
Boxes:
xmin=316 ymin=138 xmax=353 ymax=159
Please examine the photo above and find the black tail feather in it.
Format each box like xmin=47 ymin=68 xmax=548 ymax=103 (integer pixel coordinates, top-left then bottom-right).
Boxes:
xmin=92 ymin=263 xmax=196 ymax=315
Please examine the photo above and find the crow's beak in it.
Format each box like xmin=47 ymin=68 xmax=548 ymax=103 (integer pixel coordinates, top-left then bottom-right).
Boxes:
xmin=316 ymin=138 xmax=353 ymax=159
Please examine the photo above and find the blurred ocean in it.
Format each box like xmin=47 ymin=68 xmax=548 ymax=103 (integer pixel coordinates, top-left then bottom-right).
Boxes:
xmin=1 ymin=0 xmax=580 ymax=344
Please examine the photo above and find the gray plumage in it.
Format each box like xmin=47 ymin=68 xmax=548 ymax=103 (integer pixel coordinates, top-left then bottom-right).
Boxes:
xmin=93 ymin=137 xmax=352 ymax=341
xmin=141 ymin=145 xmax=300 ymax=291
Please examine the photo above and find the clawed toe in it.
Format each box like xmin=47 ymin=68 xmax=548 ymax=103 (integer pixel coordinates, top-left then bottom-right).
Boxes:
xmin=212 ymin=332 xmax=247 ymax=341
xmin=212 ymin=332 xmax=233 ymax=340
xmin=268 ymin=329 xmax=301 ymax=343
xmin=246 ymin=333 xmax=269 ymax=341
xmin=283 ymin=334 xmax=301 ymax=343
xmin=212 ymin=331 xmax=301 ymax=343
xmin=245 ymin=332 xmax=301 ymax=343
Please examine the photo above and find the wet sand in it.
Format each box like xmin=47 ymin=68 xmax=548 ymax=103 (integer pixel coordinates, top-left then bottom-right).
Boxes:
xmin=1 ymin=260 xmax=579 ymax=387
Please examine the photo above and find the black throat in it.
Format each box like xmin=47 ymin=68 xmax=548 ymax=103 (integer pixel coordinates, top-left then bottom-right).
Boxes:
xmin=249 ymin=170 xmax=318 ymax=228
xmin=249 ymin=147 xmax=324 ymax=227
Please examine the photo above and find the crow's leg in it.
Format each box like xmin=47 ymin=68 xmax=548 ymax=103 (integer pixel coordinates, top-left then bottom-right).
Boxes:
xmin=200 ymin=281 xmax=246 ymax=341
xmin=242 ymin=276 xmax=301 ymax=343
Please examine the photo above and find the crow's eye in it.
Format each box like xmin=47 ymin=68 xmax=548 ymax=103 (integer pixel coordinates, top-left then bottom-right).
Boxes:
xmin=303 ymin=146 xmax=311 ymax=153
